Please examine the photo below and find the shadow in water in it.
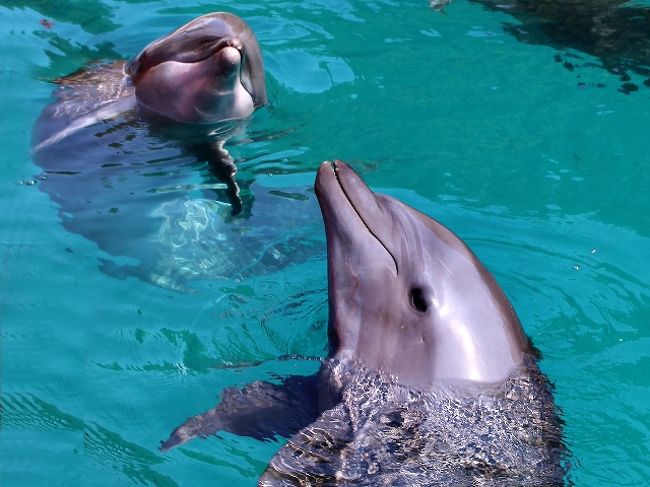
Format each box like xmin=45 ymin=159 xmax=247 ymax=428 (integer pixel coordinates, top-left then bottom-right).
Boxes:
xmin=464 ymin=0 xmax=650 ymax=94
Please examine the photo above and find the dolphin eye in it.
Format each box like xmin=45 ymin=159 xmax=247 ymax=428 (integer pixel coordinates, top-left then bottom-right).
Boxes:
xmin=410 ymin=287 xmax=429 ymax=313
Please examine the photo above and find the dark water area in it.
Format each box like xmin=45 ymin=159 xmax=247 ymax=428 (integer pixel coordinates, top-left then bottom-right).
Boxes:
xmin=464 ymin=0 xmax=650 ymax=94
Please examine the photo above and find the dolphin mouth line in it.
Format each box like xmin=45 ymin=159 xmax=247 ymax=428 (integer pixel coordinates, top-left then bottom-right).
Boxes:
xmin=128 ymin=37 xmax=245 ymax=79
xmin=330 ymin=161 xmax=399 ymax=275
xmin=186 ymin=38 xmax=245 ymax=64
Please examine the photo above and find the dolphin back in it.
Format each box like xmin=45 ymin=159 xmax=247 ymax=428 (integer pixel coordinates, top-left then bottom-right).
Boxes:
xmin=33 ymin=61 xmax=135 ymax=151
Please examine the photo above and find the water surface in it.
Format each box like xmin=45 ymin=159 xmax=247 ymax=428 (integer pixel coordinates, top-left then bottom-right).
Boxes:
xmin=1 ymin=1 xmax=649 ymax=485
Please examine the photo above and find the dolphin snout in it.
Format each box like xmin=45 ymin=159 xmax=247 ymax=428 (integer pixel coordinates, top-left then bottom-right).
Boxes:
xmin=316 ymin=160 xmax=399 ymax=276
xmin=216 ymin=46 xmax=243 ymax=70
xmin=215 ymin=37 xmax=244 ymax=54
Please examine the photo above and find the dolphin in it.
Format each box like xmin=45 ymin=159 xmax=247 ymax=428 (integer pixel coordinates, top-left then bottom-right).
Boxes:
xmin=33 ymin=12 xmax=267 ymax=213
xmin=161 ymin=161 xmax=566 ymax=485
xmin=124 ymin=12 xmax=266 ymax=124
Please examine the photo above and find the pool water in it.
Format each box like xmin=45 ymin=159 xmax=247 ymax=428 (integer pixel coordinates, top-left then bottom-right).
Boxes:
xmin=1 ymin=1 xmax=649 ymax=485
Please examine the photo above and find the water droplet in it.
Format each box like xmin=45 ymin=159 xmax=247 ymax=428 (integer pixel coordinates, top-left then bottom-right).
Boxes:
xmin=573 ymin=264 xmax=580 ymax=271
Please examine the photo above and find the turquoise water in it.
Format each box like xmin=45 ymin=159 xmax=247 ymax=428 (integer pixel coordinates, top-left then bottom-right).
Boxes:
xmin=2 ymin=0 xmax=649 ymax=485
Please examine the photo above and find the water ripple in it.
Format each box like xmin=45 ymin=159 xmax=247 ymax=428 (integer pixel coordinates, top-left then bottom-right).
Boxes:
xmin=1 ymin=393 xmax=176 ymax=485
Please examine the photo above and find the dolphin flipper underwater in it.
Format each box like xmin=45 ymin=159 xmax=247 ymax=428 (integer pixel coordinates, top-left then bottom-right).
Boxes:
xmin=162 ymin=161 xmax=567 ymax=485
xmin=33 ymin=12 xmax=267 ymax=214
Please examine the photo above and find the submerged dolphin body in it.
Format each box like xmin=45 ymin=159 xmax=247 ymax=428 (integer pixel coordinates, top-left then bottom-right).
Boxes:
xmin=162 ymin=161 xmax=566 ymax=485
xmin=34 ymin=12 xmax=267 ymax=213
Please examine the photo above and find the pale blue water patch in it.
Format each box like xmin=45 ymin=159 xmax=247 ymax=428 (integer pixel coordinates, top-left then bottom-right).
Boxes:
xmin=1 ymin=0 xmax=650 ymax=485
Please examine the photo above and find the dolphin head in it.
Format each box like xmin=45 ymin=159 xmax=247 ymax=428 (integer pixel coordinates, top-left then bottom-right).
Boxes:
xmin=125 ymin=12 xmax=267 ymax=124
xmin=315 ymin=161 xmax=529 ymax=387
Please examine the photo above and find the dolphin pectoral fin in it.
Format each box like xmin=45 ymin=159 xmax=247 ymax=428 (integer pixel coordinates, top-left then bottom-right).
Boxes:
xmin=160 ymin=407 xmax=223 ymax=451
xmin=160 ymin=374 xmax=320 ymax=452
xmin=199 ymin=141 xmax=243 ymax=216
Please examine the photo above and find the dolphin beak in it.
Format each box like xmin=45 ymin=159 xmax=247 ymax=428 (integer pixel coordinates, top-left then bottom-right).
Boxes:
xmin=316 ymin=160 xmax=399 ymax=276
xmin=218 ymin=37 xmax=244 ymax=55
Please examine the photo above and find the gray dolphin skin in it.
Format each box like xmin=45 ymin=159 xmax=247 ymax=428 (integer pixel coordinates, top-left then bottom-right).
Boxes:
xmin=124 ymin=12 xmax=266 ymax=123
xmin=33 ymin=12 xmax=266 ymax=213
xmin=35 ymin=12 xmax=265 ymax=148
xmin=161 ymin=161 xmax=566 ymax=485
xmin=317 ymin=160 xmax=529 ymax=386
